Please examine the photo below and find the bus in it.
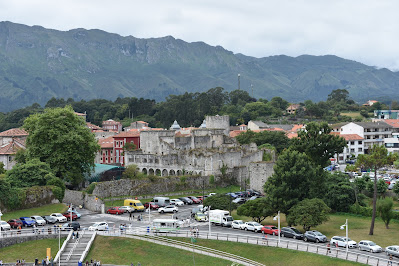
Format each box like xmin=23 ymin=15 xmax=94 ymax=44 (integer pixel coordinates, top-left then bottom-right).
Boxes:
xmin=152 ymin=219 xmax=182 ymax=233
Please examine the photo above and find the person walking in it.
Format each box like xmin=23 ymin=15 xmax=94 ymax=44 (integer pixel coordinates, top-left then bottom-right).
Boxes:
xmin=76 ymin=231 xmax=79 ymax=239
xmin=327 ymin=242 xmax=331 ymax=254
xmin=388 ymin=254 xmax=393 ymax=266
xmin=129 ymin=211 xmax=132 ymax=221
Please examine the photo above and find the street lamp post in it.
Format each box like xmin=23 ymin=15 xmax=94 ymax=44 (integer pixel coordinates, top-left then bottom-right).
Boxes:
xmin=238 ymin=74 xmax=241 ymax=90
xmin=208 ymin=206 xmax=211 ymax=235
xmin=273 ymin=211 xmax=280 ymax=245
xmin=0 ymin=209 xmax=2 ymax=239
xmin=340 ymin=219 xmax=349 ymax=254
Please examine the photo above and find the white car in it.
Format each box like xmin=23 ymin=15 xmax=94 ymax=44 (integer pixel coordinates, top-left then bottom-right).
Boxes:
xmin=170 ymin=199 xmax=184 ymax=206
xmin=386 ymin=245 xmax=399 ymax=257
xmin=244 ymin=222 xmax=263 ymax=233
xmin=158 ymin=205 xmax=178 ymax=214
xmin=330 ymin=236 xmax=357 ymax=248
xmin=209 ymin=193 xmax=216 ymax=196
xmin=0 ymin=221 xmax=11 ymax=230
xmin=31 ymin=216 xmax=46 ymax=226
xmin=50 ymin=213 xmax=67 ymax=223
xmin=358 ymin=240 xmax=383 ymax=253
xmin=89 ymin=222 xmax=108 ymax=231
xmin=231 ymin=220 xmax=245 ymax=230
xmin=118 ymin=206 xmax=135 ymax=213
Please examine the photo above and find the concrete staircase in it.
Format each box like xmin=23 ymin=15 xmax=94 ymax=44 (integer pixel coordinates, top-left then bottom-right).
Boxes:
xmin=59 ymin=232 xmax=95 ymax=265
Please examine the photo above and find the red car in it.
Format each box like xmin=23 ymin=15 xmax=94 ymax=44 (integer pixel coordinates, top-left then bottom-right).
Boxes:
xmin=187 ymin=196 xmax=201 ymax=204
xmin=107 ymin=207 xmax=124 ymax=215
xmin=63 ymin=212 xmax=78 ymax=221
xmin=197 ymin=196 xmax=205 ymax=202
xmin=261 ymin=225 xmax=280 ymax=236
xmin=7 ymin=219 xmax=23 ymax=229
xmin=144 ymin=202 xmax=159 ymax=210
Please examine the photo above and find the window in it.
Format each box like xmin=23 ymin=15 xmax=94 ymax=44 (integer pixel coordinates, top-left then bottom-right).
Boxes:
xmin=358 ymin=148 xmax=362 ymax=152
xmin=105 ymin=150 xmax=108 ymax=156
xmin=350 ymin=148 xmax=355 ymax=153
xmin=350 ymin=141 xmax=355 ymax=145
xmin=359 ymin=141 xmax=362 ymax=144
xmin=385 ymin=135 xmax=389 ymax=138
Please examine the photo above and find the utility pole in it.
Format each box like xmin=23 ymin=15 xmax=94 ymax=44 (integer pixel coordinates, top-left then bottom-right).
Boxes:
xmin=238 ymin=74 xmax=241 ymax=90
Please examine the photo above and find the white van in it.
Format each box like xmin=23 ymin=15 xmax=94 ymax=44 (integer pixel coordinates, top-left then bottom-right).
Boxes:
xmin=153 ymin=197 xmax=170 ymax=207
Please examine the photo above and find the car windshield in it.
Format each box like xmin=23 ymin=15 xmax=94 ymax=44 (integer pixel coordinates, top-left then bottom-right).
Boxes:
xmin=271 ymin=226 xmax=278 ymax=229
xmin=314 ymin=232 xmax=323 ymax=236
xmin=197 ymin=213 xmax=205 ymax=217
xmin=55 ymin=214 xmax=62 ymax=217
xmin=344 ymin=238 xmax=352 ymax=241
xmin=36 ymin=217 xmax=45 ymax=220
xmin=226 ymin=217 xmax=234 ymax=221
xmin=369 ymin=242 xmax=376 ymax=246
xmin=292 ymin=228 xmax=301 ymax=233
xmin=253 ymin=223 xmax=261 ymax=226
xmin=24 ymin=218 xmax=33 ymax=222
xmin=1 ymin=221 xmax=7 ymax=225
xmin=191 ymin=197 xmax=198 ymax=200
xmin=136 ymin=203 xmax=143 ymax=206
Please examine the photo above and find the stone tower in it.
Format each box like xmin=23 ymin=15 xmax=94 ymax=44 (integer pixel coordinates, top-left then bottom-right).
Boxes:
xmin=205 ymin=115 xmax=230 ymax=136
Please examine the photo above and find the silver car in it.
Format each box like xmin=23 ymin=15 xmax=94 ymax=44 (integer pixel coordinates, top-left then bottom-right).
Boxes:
xmin=31 ymin=216 xmax=46 ymax=226
xmin=231 ymin=220 xmax=245 ymax=230
xmin=386 ymin=246 xmax=399 ymax=257
xmin=358 ymin=240 xmax=383 ymax=253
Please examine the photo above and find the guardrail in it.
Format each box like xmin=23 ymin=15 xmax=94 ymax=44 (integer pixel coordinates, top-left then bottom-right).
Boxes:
xmin=79 ymin=231 xmax=97 ymax=263
xmin=0 ymin=227 xmax=73 ymax=238
xmin=122 ymin=228 xmax=397 ymax=266
xmin=54 ymin=230 xmax=73 ymax=263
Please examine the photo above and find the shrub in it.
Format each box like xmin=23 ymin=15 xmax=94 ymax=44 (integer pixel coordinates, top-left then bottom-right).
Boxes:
xmin=85 ymin=182 xmax=97 ymax=194
xmin=209 ymin=175 xmax=215 ymax=185
xmin=51 ymin=186 xmax=64 ymax=202
xmin=46 ymin=176 xmax=66 ymax=199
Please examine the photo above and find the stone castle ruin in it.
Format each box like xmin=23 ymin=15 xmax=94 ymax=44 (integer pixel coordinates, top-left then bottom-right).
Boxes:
xmin=125 ymin=115 xmax=274 ymax=192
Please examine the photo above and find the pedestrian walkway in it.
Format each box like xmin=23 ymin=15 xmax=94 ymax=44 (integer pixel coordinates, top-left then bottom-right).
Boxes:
xmin=56 ymin=231 xmax=96 ymax=265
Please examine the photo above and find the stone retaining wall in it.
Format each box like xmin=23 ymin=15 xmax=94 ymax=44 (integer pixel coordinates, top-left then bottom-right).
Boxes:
xmin=0 ymin=234 xmax=59 ymax=249
xmin=63 ymin=190 xmax=103 ymax=212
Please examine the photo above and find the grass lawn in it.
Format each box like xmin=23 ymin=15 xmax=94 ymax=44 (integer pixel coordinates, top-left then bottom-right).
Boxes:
xmin=233 ymin=210 xmax=399 ymax=247
xmin=105 ymin=185 xmax=241 ymax=207
xmin=2 ymin=203 xmax=68 ymax=221
xmin=86 ymin=235 xmax=357 ymax=266
xmin=85 ymin=235 xmax=230 ymax=265
xmin=341 ymin=111 xmax=362 ymax=118
xmin=0 ymin=238 xmax=65 ymax=262
xmin=172 ymin=238 xmax=360 ymax=266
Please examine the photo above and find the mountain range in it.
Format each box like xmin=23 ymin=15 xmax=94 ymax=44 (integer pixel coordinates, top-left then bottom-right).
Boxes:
xmin=0 ymin=21 xmax=398 ymax=112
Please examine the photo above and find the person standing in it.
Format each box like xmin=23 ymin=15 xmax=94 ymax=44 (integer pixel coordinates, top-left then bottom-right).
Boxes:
xmin=388 ymin=254 xmax=393 ymax=266
xmin=129 ymin=211 xmax=132 ymax=221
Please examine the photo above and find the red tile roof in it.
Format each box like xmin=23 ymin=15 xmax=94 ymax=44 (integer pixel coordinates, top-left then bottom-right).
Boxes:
xmin=98 ymin=136 xmax=114 ymax=149
xmin=383 ymin=119 xmax=399 ymax=128
xmin=113 ymin=129 xmax=141 ymax=138
xmin=286 ymin=132 xmax=298 ymax=139
xmin=332 ymin=132 xmax=363 ymax=140
xmin=0 ymin=128 xmax=28 ymax=137
xmin=0 ymin=138 xmax=26 ymax=154
xmin=86 ymin=122 xmax=102 ymax=130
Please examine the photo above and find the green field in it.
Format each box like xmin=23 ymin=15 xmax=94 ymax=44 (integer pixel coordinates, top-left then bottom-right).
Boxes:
xmin=2 ymin=203 xmax=68 ymax=221
xmin=86 ymin=236 xmax=230 ymax=265
xmin=233 ymin=210 xmax=399 ymax=247
xmin=0 ymin=238 xmax=65 ymax=262
xmin=104 ymin=185 xmax=241 ymax=207
xmin=86 ymin=235 xmax=357 ymax=266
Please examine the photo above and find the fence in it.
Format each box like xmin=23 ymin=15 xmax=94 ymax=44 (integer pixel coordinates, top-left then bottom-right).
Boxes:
xmin=0 ymin=227 xmax=74 ymax=239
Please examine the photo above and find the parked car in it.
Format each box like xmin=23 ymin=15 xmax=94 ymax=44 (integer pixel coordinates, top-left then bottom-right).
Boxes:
xmin=195 ymin=212 xmax=207 ymax=222
xmin=63 ymin=222 xmax=80 ymax=231
xmin=51 ymin=213 xmax=67 ymax=223
xmin=144 ymin=202 xmax=160 ymax=210
xmin=170 ymin=199 xmax=185 ymax=206
xmin=330 ymin=236 xmax=357 ymax=248
xmin=179 ymin=197 xmax=193 ymax=205
xmin=106 ymin=207 xmax=124 ymax=215
xmin=197 ymin=196 xmax=206 ymax=202
xmin=358 ymin=240 xmax=383 ymax=253
xmin=0 ymin=221 xmax=11 ymax=231
xmin=191 ymin=207 xmax=203 ymax=217
xmin=232 ymin=197 xmax=246 ymax=204
xmin=7 ymin=219 xmax=23 ymax=229
xmin=68 ymin=209 xmax=82 ymax=218
xmin=19 ymin=217 xmax=36 ymax=227
xmin=89 ymin=222 xmax=108 ymax=231
xmin=261 ymin=225 xmax=279 ymax=236
xmin=208 ymin=193 xmax=216 ymax=196
xmin=280 ymin=227 xmax=304 ymax=239
xmin=303 ymin=230 xmax=327 ymax=243
xmin=158 ymin=205 xmax=178 ymax=214
xmin=30 ymin=216 xmax=47 ymax=226
xmin=187 ymin=196 xmax=201 ymax=204
xmin=63 ymin=212 xmax=78 ymax=221
xmin=386 ymin=245 xmax=399 ymax=257
xmin=248 ymin=196 xmax=261 ymax=201
xmin=42 ymin=215 xmax=57 ymax=224
xmin=231 ymin=220 xmax=245 ymax=230
xmin=118 ymin=206 xmax=135 ymax=213
xmin=225 ymin=193 xmax=238 ymax=198
xmin=244 ymin=222 xmax=263 ymax=233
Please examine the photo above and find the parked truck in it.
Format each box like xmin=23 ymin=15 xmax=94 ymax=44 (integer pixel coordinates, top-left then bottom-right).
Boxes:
xmin=209 ymin=210 xmax=233 ymax=227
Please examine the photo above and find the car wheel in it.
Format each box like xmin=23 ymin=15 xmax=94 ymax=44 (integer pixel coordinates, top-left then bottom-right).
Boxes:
xmin=386 ymin=251 xmax=390 ymax=256
xmin=370 ymin=249 xmax=373 ymax=253
xmin=281 ymin=233 xmax=285 ymax=238
xmin=304 ymin=237 xmax=308 ymax=242
xmin=161 ymin=210 xmax=164 ymax=214
xmin=293 ymin=235 xmax=296 ymax=239
xmin=358 ymin=247 xmax=361 ymax=251
xmin=316 ymin=239 xmax=320 ymax=243
xmin=273 ymin=232 xmax=276 ymax=236
xmin=24 ymin=224 xmax=27 ymax=227
xmin=245 ymin=227 xmax=247 ymax=231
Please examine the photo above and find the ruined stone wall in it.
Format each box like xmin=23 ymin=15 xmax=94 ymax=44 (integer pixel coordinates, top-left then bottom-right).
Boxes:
xmin=249 ymin=162 xmax=275 ymax=192
xmin=205 ymin=115 xmax=230 ymax=136
xmin=63 ymin=190 xmax=103 ymax=212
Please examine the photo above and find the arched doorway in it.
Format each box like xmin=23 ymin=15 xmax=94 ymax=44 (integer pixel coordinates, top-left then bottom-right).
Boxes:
xmin=162 ymin=169 xmax=168 ymax=176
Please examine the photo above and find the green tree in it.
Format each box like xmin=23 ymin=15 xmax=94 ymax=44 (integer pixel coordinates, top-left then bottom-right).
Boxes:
xmin=323 ymin=172 xmax=356 ymax=212
xmin=123 ymin=164 xmax=140 ymax=179
xmin=263 ymin=149 xmax=326 ymax=214
xmin=237 ymin=198 xmax=274 ymax=223
xmin=355 ymin=144 xmax=397 ymax=235
xmin=23 ymin=106 xmax=100 ymax=185
xmin=0 ymin=162 xmax=5 ymax=174
xmin=46 ymin=176 xmax=66 ymax=201
xmin=290 ymin=122 xmax=346 ymax=167
xmin=360 ymin=110 xmax=369 ymax=118
xmin=203 ymin=194 xmax=237 ymax=211
xmin=393 ymin=182 xmax=399 ymax=195
xmin=123 ymin=142 xmax=137 ymax=151
xmin=236 ymin=130 xmax=290 ymax=153
xmin=327 ymin=89 xmax=351 ymax=103
xmin=5 ymin=159 xmax=54 ymax=188
xmin=366 ymin=179 xmax=388 ymax=195
xmin=377 ymin=197 xmax=394 ymax=229
xmin=287 ymin=198 xmax=331 ymax=231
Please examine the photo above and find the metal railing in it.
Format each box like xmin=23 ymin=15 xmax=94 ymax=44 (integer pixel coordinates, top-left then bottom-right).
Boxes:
xmin=79 ymin=231 xmax=97 ymax=263
xmin=0 ymin=227 xmax=72 ymax=239
xmin=66 ymin=234 xmax=81 ymax=262
xmin=54 ymin=230 xmax=73 ymax=263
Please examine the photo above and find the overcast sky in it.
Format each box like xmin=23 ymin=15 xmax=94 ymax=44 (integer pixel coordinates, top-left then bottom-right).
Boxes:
xmin=1 ymin=0 xmax=399 ymax=70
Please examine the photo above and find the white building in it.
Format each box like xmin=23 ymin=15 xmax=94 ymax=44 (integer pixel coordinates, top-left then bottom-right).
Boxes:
xmin=384 ymin=133 xmax=399 ymax=154
xmin=333 ymin=133 xmax=364 ymax=163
